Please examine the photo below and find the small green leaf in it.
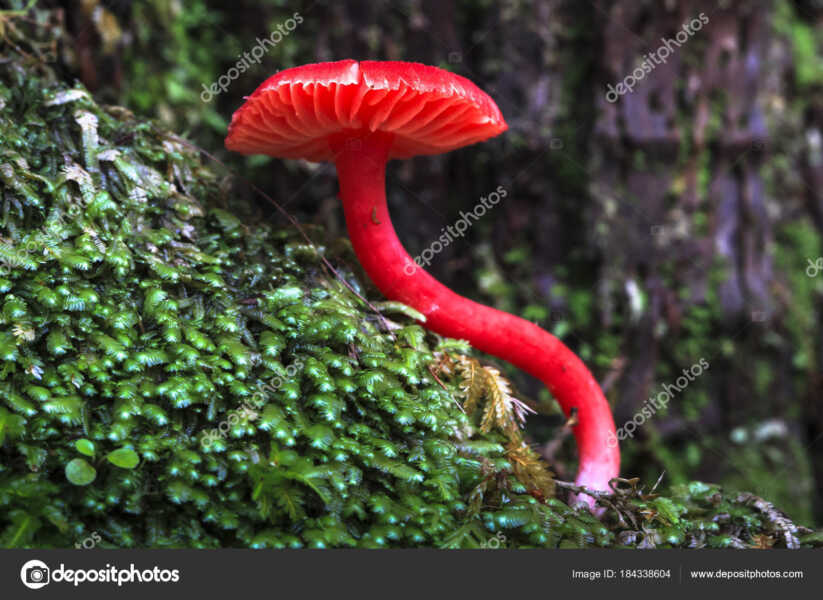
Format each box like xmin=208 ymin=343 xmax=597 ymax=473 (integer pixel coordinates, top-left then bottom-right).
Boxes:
xmin=75 ymin=439 xmax=95 ymax=457
xmin=107 ymin=447 xmax=139 ymax=469
xmin=65 ymin=458 xmax=96 ymax=486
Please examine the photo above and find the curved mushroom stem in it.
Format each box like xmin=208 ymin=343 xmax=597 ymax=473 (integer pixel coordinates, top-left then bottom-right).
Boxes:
xmin=332 ymin=131 xmax=619 ymax=505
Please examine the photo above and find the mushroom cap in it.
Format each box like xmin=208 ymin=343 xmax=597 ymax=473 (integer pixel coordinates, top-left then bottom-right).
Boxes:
xmin=225 ymin=60 xmax=507 ymax=162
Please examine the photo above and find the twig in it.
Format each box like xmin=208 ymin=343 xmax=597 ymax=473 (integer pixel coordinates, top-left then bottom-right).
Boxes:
xmin=540 ymin=408 xmax=578 ymax=463
xmin=555 ymin=478 xmax=637 ymax=527
xmin=555 ymin=479 xmax=613 ymax=500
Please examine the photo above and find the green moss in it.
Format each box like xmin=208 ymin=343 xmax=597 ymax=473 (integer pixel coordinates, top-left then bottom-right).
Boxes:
xmin=774 ymin=1 xmax=823 ymax=89
xmin=774 ymin=220 xmax=821 ymax=373
xmin=0 ymin=28 xmax=593 ymax=549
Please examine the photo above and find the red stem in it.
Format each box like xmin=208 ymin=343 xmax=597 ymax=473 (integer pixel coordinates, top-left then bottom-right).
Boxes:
xmin=332 ymin=132 xmax=619 ymax=496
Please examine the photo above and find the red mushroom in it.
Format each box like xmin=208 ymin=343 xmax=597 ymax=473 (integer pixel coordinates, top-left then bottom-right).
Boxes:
xmin=225 ymin=60 xmax=619 ymax=502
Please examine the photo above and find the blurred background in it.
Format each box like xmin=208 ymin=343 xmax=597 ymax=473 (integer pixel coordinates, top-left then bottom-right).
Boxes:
xmin=22 ymin=0 xmax=823 ymax=526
